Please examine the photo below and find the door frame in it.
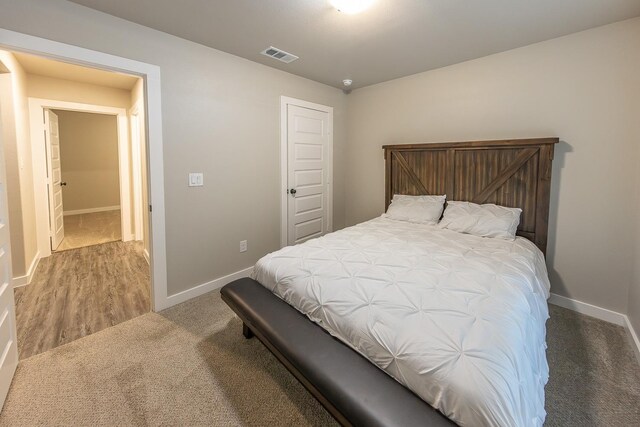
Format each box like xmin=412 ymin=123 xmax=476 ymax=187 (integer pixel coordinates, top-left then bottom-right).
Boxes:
xmin=279 ymin=96 xmax=333 ymax=248
xmin=0 ymin=28 xmax=169 ymax=311
xmin=30 ymin=100 xmax=132 ymax=255
xmin=129 ymin=101 xmax=144 ymax=242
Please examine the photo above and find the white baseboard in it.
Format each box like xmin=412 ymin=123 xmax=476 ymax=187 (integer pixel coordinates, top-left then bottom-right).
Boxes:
xmin=64 ymin=205 xmax=120 ymax=216
xmin=12 ymin=252 xmax=41 ymax=288
xmin=164 ymin=266 xmax=254 ymax=308
xmin=548 ymin=293 xmax=625 ymax=326
xmin=549 ymin=293 xmax=640 ymax=362
xmin=624 ymin=316 xmax=640 ymax=364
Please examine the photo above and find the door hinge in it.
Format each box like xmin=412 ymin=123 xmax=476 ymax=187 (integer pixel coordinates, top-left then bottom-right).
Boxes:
xmin=149 ymin=204 xmax=152 ymax=212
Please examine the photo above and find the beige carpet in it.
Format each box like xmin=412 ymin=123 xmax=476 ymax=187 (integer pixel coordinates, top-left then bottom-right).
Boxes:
xmin=0 ymin=291 xmax=638 ymax=426
xmin=0 ymin=290 xmax=335 ymax=426
xmin=545 ymin=304 xmax=640 ymax=426
xmin=56 ymin=210 xmax=122 ymax=251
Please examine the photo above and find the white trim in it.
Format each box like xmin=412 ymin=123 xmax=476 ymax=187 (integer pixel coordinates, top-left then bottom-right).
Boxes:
xmin=624 ymin=315 xmax=640 ymax=364
xmin=143 ymin=249 xmax=150 ymax=265
xmin=165 ymin=267 xmax=254 ymax=307
xmin=548 ymin=293 xmax=625 ymax=325
xmin=28 ymin=102 xmax=49 ymax=259
xmin=129 ymin=101 xmax=144 ymax=241
xmin=0 ymin=29 xmax=167 ymax=311
xmin=280 ymin=99 xmax=287 ymax=248
xmin=548 ymin=293 xmax=640 ymax=361
xmin=12 ymin=252 xmax=40 ymax=288
xmin=63 ymin=205 xmax=120 ymax=216
xmin=279 ymin=96 xmax=334 ymax=248
xmin=116 ymin=113 xmax=132 ymax=241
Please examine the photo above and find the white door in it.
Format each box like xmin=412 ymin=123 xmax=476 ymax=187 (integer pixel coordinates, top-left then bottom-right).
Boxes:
xmin=0 ymin=109 xmax=19 ymax=408
xmin=44 ymin=110 xmax=64 ymax=250
xmin=286 ymin=104 xmax=331 ymax=245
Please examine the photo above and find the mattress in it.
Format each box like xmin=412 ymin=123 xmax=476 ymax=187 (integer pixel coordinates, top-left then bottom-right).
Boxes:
xmin=253 ymin=217 xmax=550 ymax=426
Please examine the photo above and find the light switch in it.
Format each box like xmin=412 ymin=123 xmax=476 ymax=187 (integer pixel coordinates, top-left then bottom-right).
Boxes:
xmin=188 ymin=173 xmax=204 ymax=187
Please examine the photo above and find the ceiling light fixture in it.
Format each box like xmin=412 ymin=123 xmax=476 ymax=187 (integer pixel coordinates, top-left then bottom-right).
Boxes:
xmin=330 ymin=0 xmax=375 ymax=14
xmin=343 ymin=79 xmax=353 ymax=87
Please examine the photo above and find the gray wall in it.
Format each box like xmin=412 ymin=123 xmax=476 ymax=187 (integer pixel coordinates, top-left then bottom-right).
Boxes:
xmin=54 ymin=110 xmax=120 ymax=212
xmin=0 ymin=0 xmax=347 ymax=296
xmin=345 ymin=18 xmax=640 ymax=314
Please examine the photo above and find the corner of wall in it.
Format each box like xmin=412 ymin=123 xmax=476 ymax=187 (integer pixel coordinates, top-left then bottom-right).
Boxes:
xmin=0 ymin=49 xmax=37 ymax=279
xmin=625 ymin=315 xmax=640 ymax=364
xmin=626 ymin=136 xmax=640 ymax=358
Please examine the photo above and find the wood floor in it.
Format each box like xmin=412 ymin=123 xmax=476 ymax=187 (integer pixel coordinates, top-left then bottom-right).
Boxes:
xmin=56 ymin=210 xmax=122 ymax=252
xmin=14 ymin=241 xmax=150 ymax=360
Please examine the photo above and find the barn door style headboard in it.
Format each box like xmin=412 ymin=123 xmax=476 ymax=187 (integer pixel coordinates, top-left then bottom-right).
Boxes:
xmin=383 ymin=138 xmax=559 ymax=254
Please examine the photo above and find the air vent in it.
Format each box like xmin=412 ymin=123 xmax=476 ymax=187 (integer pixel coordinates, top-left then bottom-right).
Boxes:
xmin=260 ymin=46 xmax=299 ymax=64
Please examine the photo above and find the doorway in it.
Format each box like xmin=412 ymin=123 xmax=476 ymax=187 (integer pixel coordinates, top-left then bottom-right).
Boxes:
xmin=49 ymin=110 xmax=122 ymax=251
xmin=0 ymin=48 xmax=154 ymax=360
xmin=29 ymin=101 xmax=135 ymax=256
xmin=0 ymin=29 xmax=167 ymax=408
xmin=0 ymin=27 xmax=168 ymax=311
xmin=280 ymin=97 xmax=334 ymax=247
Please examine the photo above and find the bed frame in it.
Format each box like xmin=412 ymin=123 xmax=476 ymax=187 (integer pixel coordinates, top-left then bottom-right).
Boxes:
xmin=384 ymin=138 xmax=558 ymax=254
xmin=221 ymin=138 xmax=558 ymax=426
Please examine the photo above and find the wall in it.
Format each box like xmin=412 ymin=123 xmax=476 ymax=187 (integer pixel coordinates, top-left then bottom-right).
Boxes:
xmin=346 ymin=18 xmax=640 ymax=314
xmin=0 ymin=0 xmax=347 ymax=297
xmin=53 ymin=110 xmax=120 ymax=212
xmin=27 ymin=74 xmax=131 ymax=108
xmin=0 ymin=51 xmax=37 ymax=279
xmin=0 ymin=70 xmax=23 ymax=276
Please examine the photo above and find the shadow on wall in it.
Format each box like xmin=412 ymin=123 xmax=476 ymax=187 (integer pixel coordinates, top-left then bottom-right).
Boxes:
xmin=545 ymin=140 xmax=572 ymax=296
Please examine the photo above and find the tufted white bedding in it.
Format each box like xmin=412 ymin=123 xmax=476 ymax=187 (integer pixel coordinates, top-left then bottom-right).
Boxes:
xmin=253 ymin=216 xmax=550 ymax=426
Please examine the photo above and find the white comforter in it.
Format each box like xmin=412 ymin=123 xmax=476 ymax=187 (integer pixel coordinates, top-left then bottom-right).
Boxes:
xmin=253 ymin=217 xmax=550 ymax=426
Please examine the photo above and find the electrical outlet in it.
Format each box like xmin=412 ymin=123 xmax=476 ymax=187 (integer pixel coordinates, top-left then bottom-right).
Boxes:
xmin=239 ymin=240 xmax=248 ymax=253
xmin=188 ymin=173 xmax=204 ymax=187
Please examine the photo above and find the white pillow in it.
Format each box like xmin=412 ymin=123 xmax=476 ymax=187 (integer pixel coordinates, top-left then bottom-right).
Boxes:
xmin=439 ymin=201 xmax=521 ymax=240
xmin=383 ymin=194 xmax=446 ymax=225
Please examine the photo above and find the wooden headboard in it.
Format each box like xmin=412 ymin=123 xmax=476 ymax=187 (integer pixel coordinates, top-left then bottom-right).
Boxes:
xmin=383 ymin=138 xmax=559 ymax=254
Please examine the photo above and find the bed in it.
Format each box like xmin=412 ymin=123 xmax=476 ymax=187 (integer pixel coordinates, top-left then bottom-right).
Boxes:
xmin=221 ymin=138 xmax=559 ymax=426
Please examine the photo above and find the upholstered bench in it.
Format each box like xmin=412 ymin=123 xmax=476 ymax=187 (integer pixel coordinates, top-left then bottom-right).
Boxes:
xmin=221 ymin=278 xmax=454 ymax=427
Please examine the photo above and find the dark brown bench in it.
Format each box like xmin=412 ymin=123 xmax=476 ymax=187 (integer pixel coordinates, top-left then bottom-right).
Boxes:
xmin=221 ymin=278 xmax=455 ymax=427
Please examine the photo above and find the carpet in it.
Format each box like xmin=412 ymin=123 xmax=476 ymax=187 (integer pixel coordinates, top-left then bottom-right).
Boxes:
xmin=0 ymin=290 xmax=638 ymax=426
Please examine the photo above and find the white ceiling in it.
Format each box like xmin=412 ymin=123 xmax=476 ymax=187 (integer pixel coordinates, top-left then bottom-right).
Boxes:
xmin=68 ymin=0 xmax=640 ymax=89
xmin=12 ymin=51 xmax=140 ymax=90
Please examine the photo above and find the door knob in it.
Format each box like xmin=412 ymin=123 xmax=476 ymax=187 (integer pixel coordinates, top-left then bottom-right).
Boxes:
xmin=60 ymin=182 xmax=67 ymax=186
xmin=289 ymin=188 xmax=297 ymax=195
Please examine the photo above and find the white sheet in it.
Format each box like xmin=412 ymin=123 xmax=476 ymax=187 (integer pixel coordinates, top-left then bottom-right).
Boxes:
xmin=253 ymin=217 xmax=550 ymax=426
